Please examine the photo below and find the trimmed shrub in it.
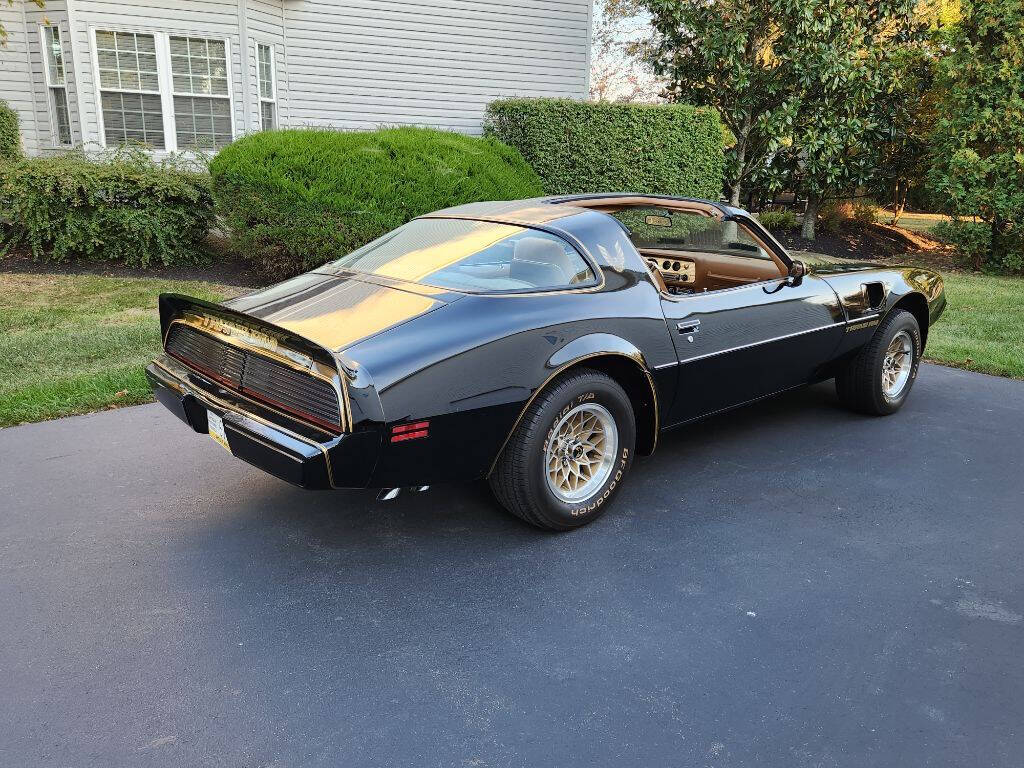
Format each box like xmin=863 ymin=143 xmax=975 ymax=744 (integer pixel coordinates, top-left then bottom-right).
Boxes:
xmin=483 ymin=98 xmax=724 ymax=198
xmin=757 ymin=209 xmax=797 ymax=232
xmin=0 ymin=100 xmax=20 ymax=162
xmin=934 ymin=219 xmax=1024 ymax=274
xmin=209 ymin=127 xmax=544 ymax=278
xmin=0 ymin=150 xmax=212 ymax=266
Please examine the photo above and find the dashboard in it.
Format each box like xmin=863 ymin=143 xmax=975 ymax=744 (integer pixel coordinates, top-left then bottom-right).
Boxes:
xmin=643 ymin=256 xmax=696 ymax=293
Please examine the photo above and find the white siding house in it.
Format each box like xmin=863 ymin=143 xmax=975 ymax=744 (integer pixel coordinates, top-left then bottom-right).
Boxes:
xmin=0 ymin=0 xmax=592 ymax=155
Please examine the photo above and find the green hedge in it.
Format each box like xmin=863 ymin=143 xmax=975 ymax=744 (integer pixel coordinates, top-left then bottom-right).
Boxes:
xmin=209 ymin=127 xmax=544 ymax=278
xmin=0 ymin=100 xmax=20 ymax=162
xmin=483 ymin=98 xmax=725 ymax=198
xmin=0 ymin=151 xmax=213 ymax=266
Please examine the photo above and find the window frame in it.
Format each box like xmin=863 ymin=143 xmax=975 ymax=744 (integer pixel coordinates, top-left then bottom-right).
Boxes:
xmin=256 ymin=42 xmax=277 ymax=131
xmin=613 ymin=205 xmax=774 ymax=262
xmin=167 ymin=34 xmax=234 ymax=151
xmin=39 ymin=24 xmax=73 ymax=147
xmin=89 ymin=27 xmax=235 ymax=153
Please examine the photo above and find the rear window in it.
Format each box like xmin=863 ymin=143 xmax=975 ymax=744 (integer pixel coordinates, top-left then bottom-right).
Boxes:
xmin=326 ymin=218 xmax=596 ymax=293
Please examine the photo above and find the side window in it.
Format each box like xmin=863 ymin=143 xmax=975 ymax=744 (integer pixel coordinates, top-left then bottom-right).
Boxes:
xmin=613 ymin=207 xmax=771 ymax=260
xmin=168 ymin=36 xmax=232 ymax=150
xmin=95 ymin=30 xmax=165 ymax=148
xmin=256 ymin=43 xmax=276 ymax=130
xmin=41 ymin=25 xmax=73 ymax=146
xmin=93 ymin=29 xmax=235 ymax=152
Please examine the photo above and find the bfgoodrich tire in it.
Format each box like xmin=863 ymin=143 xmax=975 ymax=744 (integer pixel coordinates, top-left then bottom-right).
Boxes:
xmin=836 ymin=309 xmax=923 ymax=415
xmin=489 ymin=368 xmax=636 ymax=531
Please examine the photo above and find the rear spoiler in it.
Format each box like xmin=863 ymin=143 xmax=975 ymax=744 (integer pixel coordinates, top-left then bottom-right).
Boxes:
xmin=158 ymin=293 xmax=341 ymax=372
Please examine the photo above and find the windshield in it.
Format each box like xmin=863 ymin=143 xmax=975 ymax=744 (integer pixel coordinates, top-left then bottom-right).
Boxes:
xmin=614 ymin=207 xmax=772 ymax=260
xmin=325 ymin=218 xmax=596 ymax=293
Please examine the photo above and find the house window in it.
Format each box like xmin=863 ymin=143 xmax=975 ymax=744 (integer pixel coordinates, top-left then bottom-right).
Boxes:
xmin=95 ymin=30 xmax=165 ymax=148
xmin=169 ymin=36 xmax=232 ymax=149
xmin=92 ymin=29 xmax=234 ymax=152
xmin=41 ymin=25 xmax=72 ymax=145
xmin=257 ymin=43 xmax=276 ymax=131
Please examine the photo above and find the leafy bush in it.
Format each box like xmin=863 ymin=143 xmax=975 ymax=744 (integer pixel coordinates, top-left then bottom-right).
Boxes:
xmin=0 ymin=149 xmax=212 ymax=266
xmin=813 ymin=198 xmax=878 ymax=234
xmin=929 ymin=0 xmax=1024 ymax=274
xmin=757 ymin=209 xmax=797 ymax=232
xmin=210 ymin=127 xmax=543 ymax=278
xmin=934 ymin=219 xmax=1024 ymax=274
xmin=851 ymin=198 xmax=881 ymax=225
xmin=483 ymin=98 xmax=724 ymax=198
xmin=0 ymin=100 xmax=20 ymax=162
xmin=817 ymin=200 xmax=853 ymax=234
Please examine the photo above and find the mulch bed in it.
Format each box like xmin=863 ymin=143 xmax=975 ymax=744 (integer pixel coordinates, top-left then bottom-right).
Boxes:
xmin=0 ymin=237 xmax=264 ymax=288
xmin=776 ymin=220 xmax=956 ymax=269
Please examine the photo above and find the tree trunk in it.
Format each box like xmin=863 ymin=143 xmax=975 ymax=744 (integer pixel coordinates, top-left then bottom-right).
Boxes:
xmin=729 ymin=179 xmax=742 ymax=207
xmin=802 ymin=196 xmax=820 ymax=240
xmin=728 ymin=147 xmax=745 ymax=208
xmin=891 ymin=180 xmax=907 ymax=226
xmin=728 ymin=112 xmax=751 ymax=208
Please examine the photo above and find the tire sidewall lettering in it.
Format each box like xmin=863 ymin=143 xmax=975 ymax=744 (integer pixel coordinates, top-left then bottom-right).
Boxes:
xmin=881 ymin=317 xmax=923 ymax=404
xmin=569 ymin=446 xmax=631 ymax=517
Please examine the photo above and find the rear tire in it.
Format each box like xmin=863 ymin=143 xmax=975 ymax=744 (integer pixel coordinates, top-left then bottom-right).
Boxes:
xmin=836 ymin=309 xmax=922 ymax=415
xmin=489 ymin=368 xmax=636 ymax=531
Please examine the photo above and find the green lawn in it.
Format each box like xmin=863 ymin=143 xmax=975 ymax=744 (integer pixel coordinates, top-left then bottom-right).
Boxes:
xmin=925 ymin=270 xmax=1024 ymax=378
xmin=0 ymin=273 xmax=230 ymax=427
xmin=881 ymin=211 xmax=952 ymax=234
xmin=0 ymin=267 xmax=1020 ymax=428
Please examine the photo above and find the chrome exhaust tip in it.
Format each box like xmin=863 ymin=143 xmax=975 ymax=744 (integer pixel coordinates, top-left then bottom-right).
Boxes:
xmin=377 ymin=486 xmax=429 ymax=501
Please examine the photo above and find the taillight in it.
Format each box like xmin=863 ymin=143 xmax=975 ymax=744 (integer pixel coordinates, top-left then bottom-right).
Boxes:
xmin=390 ymin=420 xmax=429 ymax=443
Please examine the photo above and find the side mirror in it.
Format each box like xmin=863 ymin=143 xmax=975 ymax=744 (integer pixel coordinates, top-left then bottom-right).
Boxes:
xmin=787 ymin=260 xmax=806 ymax=286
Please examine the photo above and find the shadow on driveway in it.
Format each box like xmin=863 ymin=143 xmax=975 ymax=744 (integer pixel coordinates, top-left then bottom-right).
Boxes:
xmin=1 ymin=364 xmax=1022 ymax=767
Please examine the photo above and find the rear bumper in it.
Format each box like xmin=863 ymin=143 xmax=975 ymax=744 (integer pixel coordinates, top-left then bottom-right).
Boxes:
xmin=146 ymin=358 xmax=379 ymax=490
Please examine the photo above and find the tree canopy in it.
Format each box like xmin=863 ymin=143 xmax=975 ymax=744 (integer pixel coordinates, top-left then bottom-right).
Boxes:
xmin=928 ymin=0 xmax=1024 ymax=271
xmin=645 ymin=0 xmax=933 ymax=238
xmin=645 ymin=0 xmax=796 ymax=206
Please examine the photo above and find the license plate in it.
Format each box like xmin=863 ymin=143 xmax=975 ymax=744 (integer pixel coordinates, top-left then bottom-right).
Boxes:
xmin=207 ymin=410 xmax=231 ymax=453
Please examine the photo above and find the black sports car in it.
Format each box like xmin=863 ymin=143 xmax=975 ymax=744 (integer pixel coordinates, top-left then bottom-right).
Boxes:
xmin=147 ymin=194 xmax=946 ymax=529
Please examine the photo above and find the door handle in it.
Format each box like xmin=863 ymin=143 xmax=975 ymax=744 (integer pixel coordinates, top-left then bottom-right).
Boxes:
xmin=677 ymin=320 xmax=701 ymax=334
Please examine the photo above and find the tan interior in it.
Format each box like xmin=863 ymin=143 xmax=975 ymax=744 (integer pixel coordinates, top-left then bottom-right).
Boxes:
xmin=639 ymin=248 xmax=783 ymax=293
xmin=564 ymin=196 xmax=788 ymax=294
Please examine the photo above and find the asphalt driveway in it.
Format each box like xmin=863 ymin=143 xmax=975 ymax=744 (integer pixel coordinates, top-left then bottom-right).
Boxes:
xmin=1 ymin=363 xmax=1022 ymax=767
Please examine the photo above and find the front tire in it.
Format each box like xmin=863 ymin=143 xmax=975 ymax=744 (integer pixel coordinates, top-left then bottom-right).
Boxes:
xmin=489 ymin=368 xmax=636 ymax=530
xmin=836 ymin=309 xmax=922 ymax=415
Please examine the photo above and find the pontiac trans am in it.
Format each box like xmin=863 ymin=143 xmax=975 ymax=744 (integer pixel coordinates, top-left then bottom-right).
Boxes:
xmin=147 ymin=194 xmax=946 ymax=530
